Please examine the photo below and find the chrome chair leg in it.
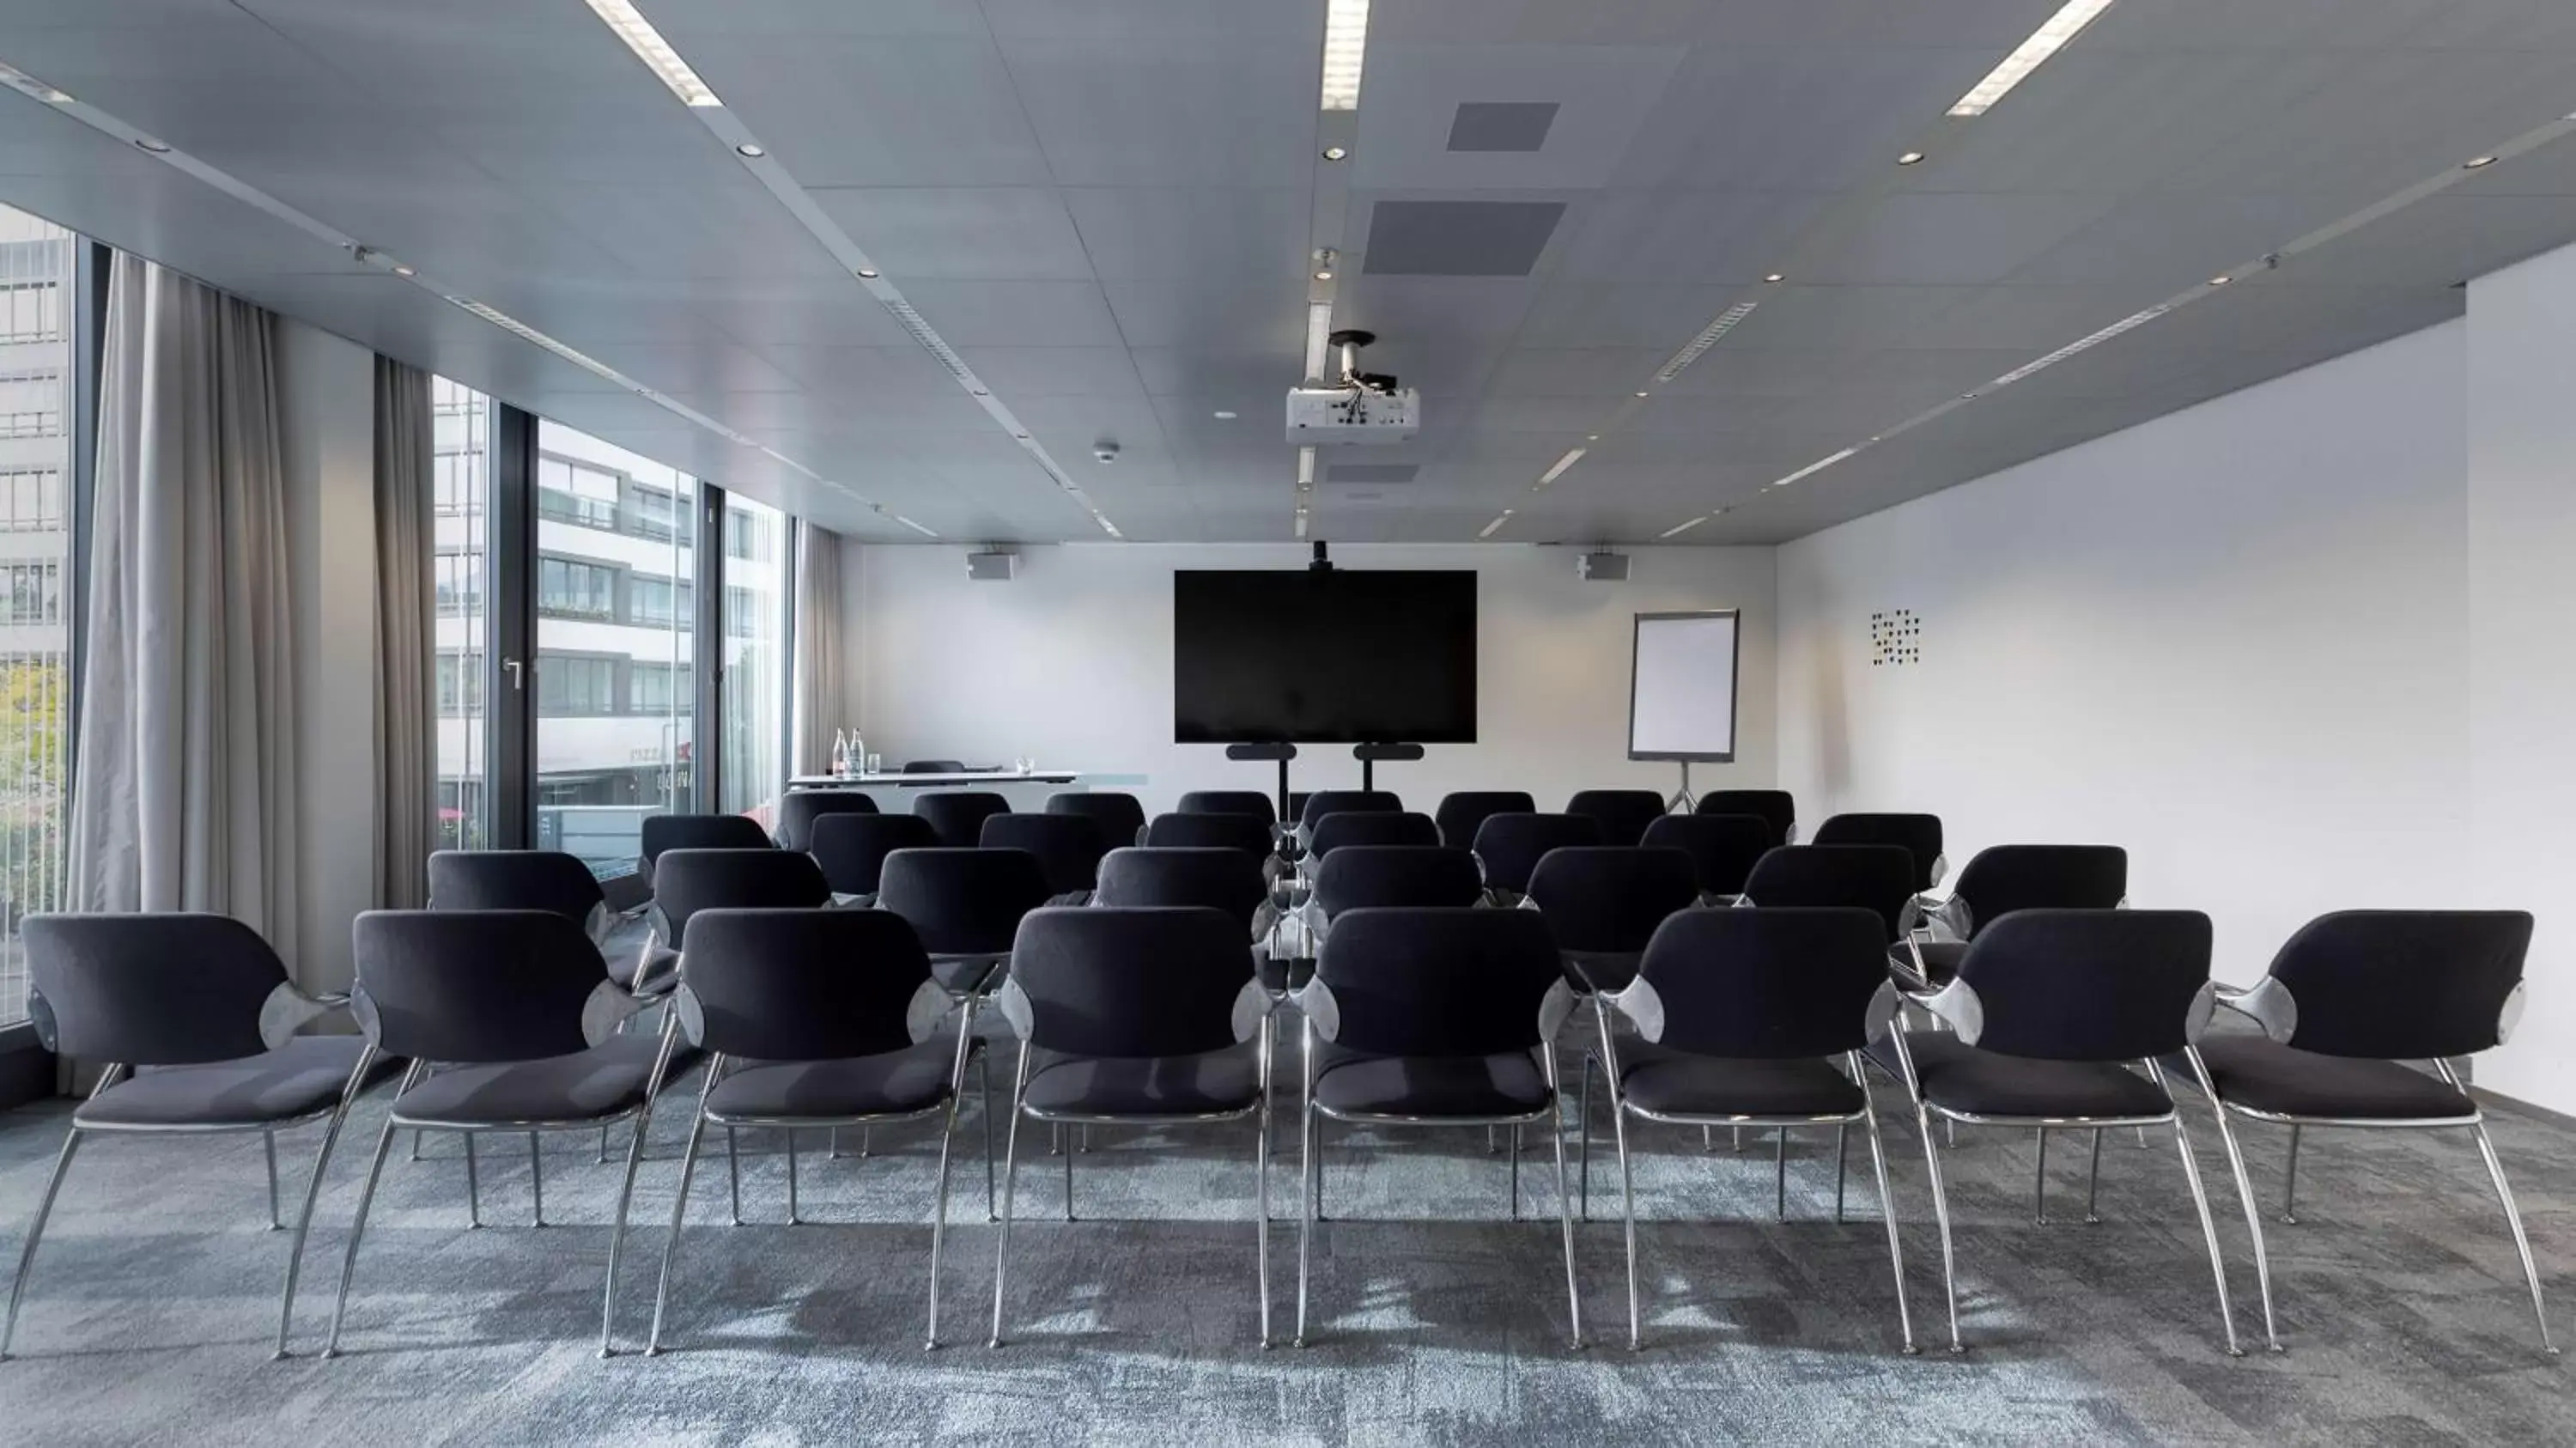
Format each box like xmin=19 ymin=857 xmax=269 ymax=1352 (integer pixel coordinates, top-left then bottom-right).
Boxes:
xmin=264 ymin=1131 xmax=282 ymax=1231
xmin=412 ymin=1129 xmax=424 ymax=1163
xmin=0 ymin=1129 xmax=85 ymax=1360
xmin=980 ymin=1044 xmax=997 ymax=1222
xmin=2281 ymin=1124 xmax=2300 ymax=1224
xmin=1063 ymin=1123 xmax=1075 ymax=1222
xmin=600 ymin=1099 xmax=659 ymax=1358
xmin=647 ymin=1076 xmax=718 ymax=1355
xmin=2166 ymin=1110 xmax=2245 ymax=1357
xmin=787 ymin=1129 xmax=801 ymax=1226
xmin=1612 ymin=1100 xmax=1641 ymax=1351
xmin=726 ymin=1127 xmax=742 ymax=1226
xmin=987 ymin=1044 xmax=1031 ymax=1349
xmin=1914 ymin=1105 xmax=1964 ymax=1354
xmin=274 ymin=1049 xmax=376 ymax=1359
xmin=2085 ymin=1129 xmax=2103 ymax=1225
xmin=1255 ymin=1090 xmax=1273 ymax=1349
xmin=529 ymin=1133 xmax=544 ymax=1227
xmin=1855 ymin=1067 xmax=1917 ymax=1355
xmin=1545 ymin=1057 xmax=1583 ymax=1351
xmin=1510 ymin=1119 xmax=1522 ymax=1221
xmin=830 ymin=1127 xmax=841 ymax=1160
xmin=2470 ymin=1120 xmax=2559 ymax=1355
xmin=597 ymin=1123 xmax=609 ymax=1165
xmin=324 ymin=1119 xmax=401 ymax=1357
xmin=1577 ymin=1052 xmax=1593 ymax=1221
xmin=2033 ymin=1128 xmax=2047 ymax=1225
xmin=2196 ymin=1103 xmax=2280 ymax=1351
xmin=927 ymin=1091 xmax=963 ymax=1350
xmin=1296 ymin=1095 xmax=1316 ymax=1347
xmin=1834 ymin=1124 xmax=1848 ymax=1225
xmin=465 ymin=1133 xmax=482 ymax=1229
xmin=1702 ymin=1124 xmax=1712 ymax=1153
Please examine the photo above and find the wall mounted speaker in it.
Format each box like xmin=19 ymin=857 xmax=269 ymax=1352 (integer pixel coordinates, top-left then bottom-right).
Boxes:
xmin=1578 ymin=551 xmax=1630 ymax=581
xmin=967 ymin=551 xmax=1017 ymax=581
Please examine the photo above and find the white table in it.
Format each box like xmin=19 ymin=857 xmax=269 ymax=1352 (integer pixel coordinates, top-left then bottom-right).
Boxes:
xmin=787 ymin=770 xmax=1091 ymax=813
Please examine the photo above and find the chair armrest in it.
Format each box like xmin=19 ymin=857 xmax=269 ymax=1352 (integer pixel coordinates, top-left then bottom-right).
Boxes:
xmin=259 ymin=982 xmax=355 ymax=1049
xmin=2213 ymin=976 xmax=2296 ymax=1042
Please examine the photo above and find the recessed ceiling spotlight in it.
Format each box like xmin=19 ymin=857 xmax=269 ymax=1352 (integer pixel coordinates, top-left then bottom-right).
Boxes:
xmin=1213 ymin=410 xmax=1239 ymax=420
xmin=1948 ymin=0 xmax=2114 ymax=116
xmin=854 ymin=265 xmax=879 ymax=278
xmin=392 ymin=263 xmax=416 ymax=277
xmin=1633 ymin=390 xmax=1650 ymax=399
xmin=134 ymin=137 xmax=171 ymax=153
xmin=1321 ymin=146 xmax=1348 ymax=161
xmin=2464 ymin=155 xmax=2498 ymax=169
xmin=1585 ymin=434 xmax=1600 ymax=441
xmin=1896 ymin=150 xmax=1926 ymax=166
xmin=735 ymin=142 xmax=766 ymax=158
xmin=1314 ymin=268 xmax=1334 ymax=281
xmin=2208 ymin=274 xmax=2230 ymax=286
xmin=1763 ymin=272 xmax=1785 ymax=283
xmin=35 ymin=86 xmax=70 ymax=105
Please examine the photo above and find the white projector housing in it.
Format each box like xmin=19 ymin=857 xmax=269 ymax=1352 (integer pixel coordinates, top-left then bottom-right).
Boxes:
xmin=1285 ymin=385 xmax=1421 ymax=444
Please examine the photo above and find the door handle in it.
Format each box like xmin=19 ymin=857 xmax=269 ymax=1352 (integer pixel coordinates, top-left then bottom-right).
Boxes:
xmin=502 ymin=656 xmax=526 ymax=691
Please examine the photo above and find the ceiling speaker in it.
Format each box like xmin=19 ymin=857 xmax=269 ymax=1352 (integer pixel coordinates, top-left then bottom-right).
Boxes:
xmin=1577 ymin=551 xmax=1630 ymax=581
xmin=966 ymin=551 xmax=1016 ymax=581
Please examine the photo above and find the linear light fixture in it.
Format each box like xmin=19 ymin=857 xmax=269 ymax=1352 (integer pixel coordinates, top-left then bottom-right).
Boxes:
xmin=1655 ymin=301 xmax=1759 ymax=382
xmin=1771 ymin=446 xmax=1859 ymax=489
xmin=1320 ymin=0 xmax=1371 ymax=110
xmin=1537 ymin=447 xmax=1587 ymax=486
xmin=1984 ymin=303 xmax=2169 ymax=387
xmin=1297 ymin=446 xmax=1317 ymax=490
xmin=1478 ymin=508 xmax=1515 ymax=538
xmin=1303 ymin=301 xmax=1336 ymax=380
xmin=1659 ymin=515 xmax=1709 ymax=539
xmin=584 ymin=0 xmax=723 ymax=107
xmin=1947 ymin=0 xmax=2115 ymax=116
xmin=891 ymin=514 xmax=939 ymax=538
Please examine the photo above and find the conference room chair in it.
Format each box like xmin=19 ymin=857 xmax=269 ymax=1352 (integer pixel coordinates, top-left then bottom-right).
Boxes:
xmin=639 ymin=812 xmax=772 ymax=885
xmin=1907 ymin=844 xmax=2129 ymax=986
xmin=646 ymin=908 xmax=976 ymax=1353
xmin=2168 ymin=910 xmax=2550 ymax=1355
xmin=1305 ymin=809 xmax=1441 ymax=859
xmin=1292 ymin=907 xmax=1582 ymax=1348
xmin=1433 ymin=790 xmax=1536 ymax=849
xmin=914 ymin=791 xmax=1012 ymax=849
xmin=1740 ymin=844 xmax=1917 ymax=946
xmin=809 ymin=812 xmax=940 ymax=906
xmin=980 ymin=812 xmax=1110 ymax=900
xmin=876 ymin=847 xmax=1054 ymax=998
xmin=329 ymin=910 xmax=681 ymax=1358
xmin=1583 ymin=906 xmax=1914 ymax=1352
xmin=1565 ymin=788 xmax=1670 ymax=849
xmin=1176 ymin=788 xmax=1277 ymax=824
xmin=428 ymin=848 xmax=611 ymax=942
xmin=1294 ymin=788 xmax=1402 ymax=843
xmin=1046 ymin=790 xmax=1149 ymax=849
xmin=1812 ymin=812 xmax=1947 ymax=895
xmin=1522 ymin=845 xmax=1701 ymax=995
xmin=1144 ymin=811 xmax=1278 ymax=858
xmin=988 ymin=907 xmax=1273 ymax=1348
xmin=1641 ymin=812 xmax=1771 ymax=902
xmin=902 ymin=759 xmax=966 ymax=776
xmin=1310 ymin=845 xmax=1485 ymax=921
xmin=1868 ymin=909 xmax=2241 ymax=1356
xmin=1694 ymin=789 xmax=1795 ymax=848
xmin=5 ymin=915 xmax=394 ymax=1361
xmin=772 ymin=789 xmax=880 ymax=851
xmin=646 ymin=848 xmax=831 ymax=993
xmin=1468 ymin=812 xmax=1606 ymax=903
xmin=1093 ymin=847 xmax=1267 ymax=931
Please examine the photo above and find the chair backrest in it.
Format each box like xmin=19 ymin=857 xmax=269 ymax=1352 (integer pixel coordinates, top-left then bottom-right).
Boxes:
xmin=426 ymin=849 xmax=605 ymax=925
xmin=1948 ymin=909 xmax=2212 ymax=1062
xmin=2261 ymin=910 xmax=2534 ymax=1060
xmin=1433 ymin=791 xmax=1536 ymax=849
xmin=1312 ymin=846 xmax=1485 ymax=920
xmin=1641 ymin=813 xmax=1771 ymax=898
xmin=1298 ymin=789 xmax=1403 ymax=831
xmin=980 ymin=812 xmax=1110 ymax=895
xmin=652 ymin=848 xmax=832 ymax=950
xmin=1309 ymin=907 xmax=1564 ymax=1057
xmin=1949 ymin=844 xmax=2128 ymax=936
xmin=1309 ymin=810 xmax=1441 ymax=857
xmin=1564 ymin=789 xmax=1669 ymax=848
xmin=1741 ymin=844 xmax=1916 ymax=942
xmin=1176 ymin=788 xmax=1277 ymax=824
xmin=877 ymin=847 xmax=1054 ymax=956
xmin=23 ymin=913 xmax=287 ymax=1065
xmin=1047 ymin=791 xmax=1147 ymax=847
xmin=1144 ymin=811 xmax=1277 ymax=857
xmin=677 ymin=907 xmax=937 ymax=1062
xmin=914 ymin=790 xmax=1012 ymax=847
xmin=808 ymin=812 xmax=940 ymax=897
xmin=1812 ymin=812 xmax=1945 ymax=893
xmin=772 ymin=790 xmax=880 ymax=850
xmin=641 ymin=812 xmax=772 ymax=866
xmin=351 ymin=910 xmax=610 ymax=1063
xmin=903 ymin=759 xmax=966 ymax=775
xmin=1631 ymin=906 xmax=1894 ymax=1060
xmin=1470 ymin=812 xmax=1606 ymax=895
xmin=1524 ymin=846 xmax=1700 ymax=955
xmin=1004 ymin=906 xmax=1259 ymax=1058
xmin=1092 ymin=847 xmax=1266 ymax=929
xmin=1695 ymin=789 xmax=1795 ymax=847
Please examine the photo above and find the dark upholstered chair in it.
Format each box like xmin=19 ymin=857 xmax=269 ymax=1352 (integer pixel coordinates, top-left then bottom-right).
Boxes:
xmin=1177 ymin=789 xmax=1277 ymax=824
xmin=648 ymin=908 xmax=975 ymax=1352
xmin=1093 ymin=848 xmax=1266 ymax=932
xmin=980 ymin=812 xmax=1109 ymax=899
xmin=1695 ymin=789 xmax=1795 ymax=848
xmin=1522 ymin=846 xmax=1700 ymax=995
xmin=1910 ymin=844 xmax=2128 ymax=985
xmin=1566 ymin=789 xmax=1669 ymax=849
xmin=1307 ymin=810 xmax=1440 ymax=859
xmin=1311 ymin=846 xmax=1485 ymax=921
xmin=990 ymin=907 xmax=1272 ymax=1347
xmin=2167 ymin=910 xmax=2549 ymax=1354
xmin=428 ymin=848 xmax=611 ymax=952
xmin=902 ymin=759 xmax=966 ymax=775
xmin=1587 ymin=907 xmax=1912 ymax=1351
xmin=1741 ymin=844 xmax=1917 ymax=944
xmin=644 ymin=849 xmax=831 ymax=1002
xmin=1292 ymin=907 xmax=1582 ymax=1348
xmin=331 ymin=910 xmax=683 ymax=1357
xmin=772 ymin=790 xmax=879 ymax=851
xmin=1468 ymin=812 xmax=1605 ymax=901
xmin=1046 ymin=791 xmax=1148 ymax=849
xmin=1434 ymin=791 xmax=1536 ymax=849
xmin=1295 ymin=789 xmax=1402 ymax=842
xmin=1813 ymin=812 xmax=1947 ymax=895
xmin=8 ymin=915 xmax=396 ymax=1360
xmin=1868 ymin=910 xmax=2240 ymax=1355
xmin=640 ymin=813 xmax=771 ymax=879
xmin=914 ymin=791 xmax=1012 ymax=849
xmin=876 ymin=848 xmax=1054 ymax=997
xmin=808 ymin=812 xmax=939 ymax=904
xmin=1145 ymin=811 xmax=1278 ymax=857
xmin=1642 ymin=813 xmax=1771 ymax=901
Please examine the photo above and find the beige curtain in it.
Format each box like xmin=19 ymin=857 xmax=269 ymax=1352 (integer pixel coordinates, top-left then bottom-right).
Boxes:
xmin=372 ymin=357 xmax=432 ymax=909
xmin=790 ymin=524 xmax=843 ymax=776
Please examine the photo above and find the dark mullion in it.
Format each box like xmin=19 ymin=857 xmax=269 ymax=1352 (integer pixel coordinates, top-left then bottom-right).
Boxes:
xmin=488 ymin=402 xmax=537 ymax=849
xmin=693 ymin=480 xmax=724 ymax=814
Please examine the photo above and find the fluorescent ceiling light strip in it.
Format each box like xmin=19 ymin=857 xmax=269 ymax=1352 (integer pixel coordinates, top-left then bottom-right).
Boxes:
xmin=1477 ymin=509 xmax=1515 ymax=538
xmin=584 ymin=0 xmax=723 ymax=106
xmin=1297 ymin=445 xmax=1316 ymax=490
xmin=1537 ymin=447 xmax=1587 ymax=486
xmin=1770 ymin=447 xmax=1859 ymax=489
xmin=885 ymin=512 xmax=939 ymax=538
xmin=1303 ymin=302 xmax=1336 ymax=380
xmin=1655 ymin=301 xmax=1759 ymax=382
xmin=1320 ymin=0 xmax=1370 ymax=110
xmin=1948 ymin=0 xmax=2115 ymax=116
xmin=1659 ymin=516 xmax=1709 ymax=538
xmin=1984 ymin=304 xmax=2169 ymax=387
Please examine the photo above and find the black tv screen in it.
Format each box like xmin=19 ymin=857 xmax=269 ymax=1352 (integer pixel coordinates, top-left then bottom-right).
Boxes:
xmin=1173 ymin=569 xmax=1478 ymax=744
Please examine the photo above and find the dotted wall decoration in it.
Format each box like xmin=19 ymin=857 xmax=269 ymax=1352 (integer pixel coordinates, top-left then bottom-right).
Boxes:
xmin=1869 ymin=609 xmax=1922 ymax=666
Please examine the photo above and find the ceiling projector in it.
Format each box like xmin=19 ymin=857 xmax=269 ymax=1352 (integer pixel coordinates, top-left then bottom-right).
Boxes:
xmin=1287 ymin=329 xmax=1419 ymax=444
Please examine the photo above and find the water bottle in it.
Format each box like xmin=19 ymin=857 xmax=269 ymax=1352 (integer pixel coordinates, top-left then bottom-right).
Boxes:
xmin=831 ymin=729 xmax=848 ymax=778
xmin=850 ymin=730 xmax=867 ymax=778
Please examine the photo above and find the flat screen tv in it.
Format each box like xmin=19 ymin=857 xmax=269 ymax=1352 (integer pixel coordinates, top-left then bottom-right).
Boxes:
xmin=1173 ymin=569 xmax=1478 ymax=744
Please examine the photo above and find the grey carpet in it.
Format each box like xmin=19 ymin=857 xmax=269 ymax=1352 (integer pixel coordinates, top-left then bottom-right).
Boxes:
xmin=3 ymin=1037 xmax=2572 ymax=1446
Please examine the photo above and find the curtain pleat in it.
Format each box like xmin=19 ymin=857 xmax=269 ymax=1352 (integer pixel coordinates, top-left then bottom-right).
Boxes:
xmin=372 ymin=357 xmax=432 ymax=909
xmin=790 ymin=525 xmax=843 ymax=776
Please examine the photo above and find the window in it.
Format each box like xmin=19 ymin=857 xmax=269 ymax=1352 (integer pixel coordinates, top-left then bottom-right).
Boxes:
xmin=538 ymin=555 xmax=617 ymax=619
xmin=436 ymin=652 xmax=484 ymax=715
xmin=0 ymin=282 xmax=58 ymax=343
xmin=629 ymin=575 xmax=690 ymax=628
xmin=0 ymin=469 xmax=59 ymax=532
xmin=629 ymin=482 xmax=691 ymax=545
xmin=724 ymin=584 xmax=759 ymax=637
xmin=630 ymin=660 xmax=690 ymax=715
xmin=720 ymin=498 xmax=790 ymax=821
xmin=725 ymin=507 xmax=770 ymax=561
xmin=536 ymin=653 xmax=618 ymax=716
xmin=434 ymin=549 xmax=483 ymax=616
xmin=0 ymin=562 xmax=58 ymax=624
xmin=432 ymin=377 xmax=493 ymax=851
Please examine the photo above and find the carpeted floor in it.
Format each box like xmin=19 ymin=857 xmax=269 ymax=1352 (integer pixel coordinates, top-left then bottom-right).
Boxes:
xmin=3 ymin=1021 xmax=2573 ymax=1448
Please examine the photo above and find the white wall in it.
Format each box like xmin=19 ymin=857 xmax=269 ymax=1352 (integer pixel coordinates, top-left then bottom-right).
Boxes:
xmin=842 ymin=542 xmax=1777 ymax=818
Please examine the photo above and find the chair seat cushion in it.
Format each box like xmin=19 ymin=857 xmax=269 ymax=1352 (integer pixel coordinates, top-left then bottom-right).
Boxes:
xmin=705 ymin=1040 xmax=959 ymax=1122
xmin=76 ymin=1037 xmax=393 ymax=1128
xmin=1615 ymin=1043 xmax=1865 ymax=1119
xmin=1310 ymin=1043 xmax=1550 ymax=1119
xmin=396 ymin=1035 xmax=665 ymax=1126
xmin=1020 ymin=1043 xmax=1261 ymax=1117
xmin=2185 ymin=1035 xmax=2474 ymax=1120
xmin=1870 ymin=1032 xmax=2171 ymax=1119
